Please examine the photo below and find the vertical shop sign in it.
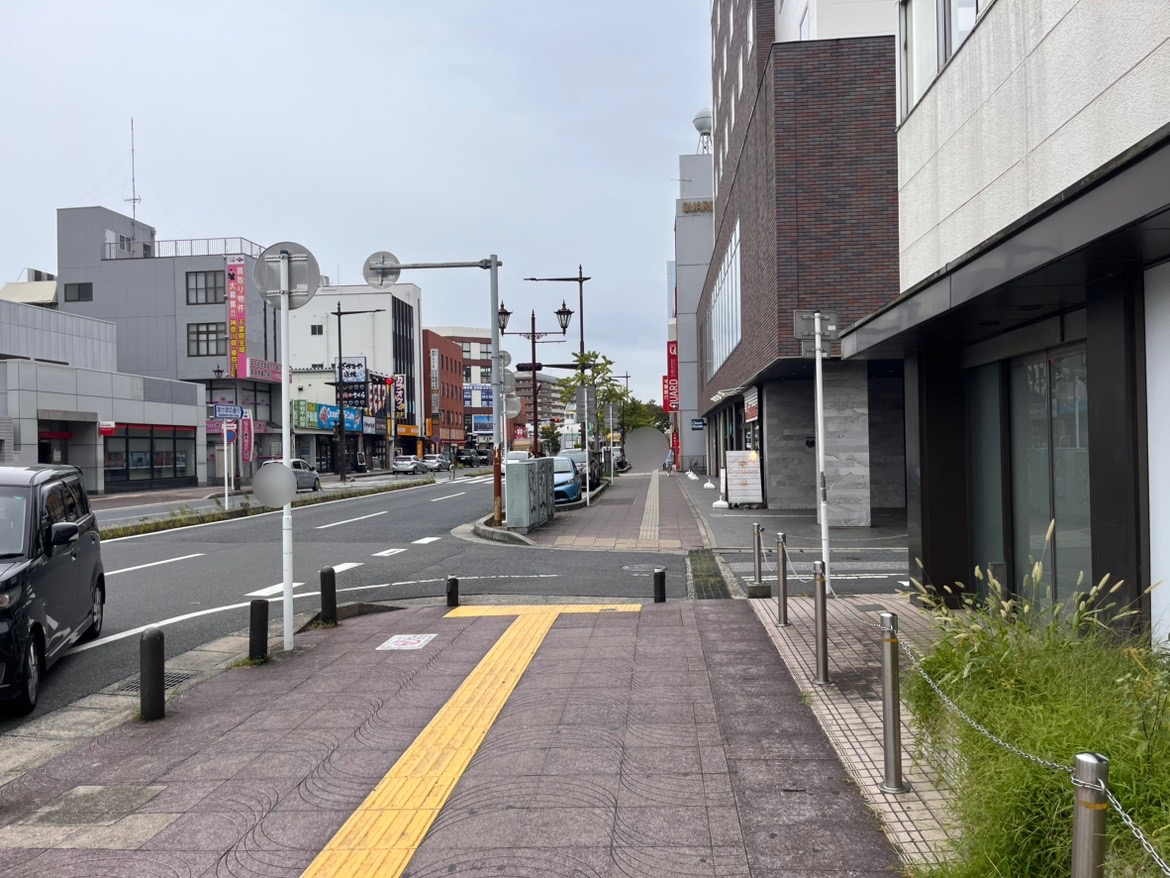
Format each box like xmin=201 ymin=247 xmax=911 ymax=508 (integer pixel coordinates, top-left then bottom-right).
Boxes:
xmin=241 ymin=411 xmax=254 ymax=463
xmin=393 ymin=373 xmax=407 ymax=419
xmin=226 ymin=255 xmax=247 ymax=377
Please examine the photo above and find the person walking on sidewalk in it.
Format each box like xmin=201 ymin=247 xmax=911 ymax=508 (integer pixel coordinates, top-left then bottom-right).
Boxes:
xmin=663 ymin=447 xmax=675 ymax=475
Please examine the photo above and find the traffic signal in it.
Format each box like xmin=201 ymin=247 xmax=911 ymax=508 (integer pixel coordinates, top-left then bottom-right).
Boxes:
xmin=515 ymin=363 xmax=542 ymax=372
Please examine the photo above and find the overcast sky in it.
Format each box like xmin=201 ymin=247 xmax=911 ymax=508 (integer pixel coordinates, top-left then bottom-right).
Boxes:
xmin=0 ymin=1 xmax=711 ymax=402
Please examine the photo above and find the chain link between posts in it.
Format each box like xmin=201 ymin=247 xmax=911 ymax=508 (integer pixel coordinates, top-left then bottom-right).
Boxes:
xmin=764 ymin=531 xmax=1169 ymax=873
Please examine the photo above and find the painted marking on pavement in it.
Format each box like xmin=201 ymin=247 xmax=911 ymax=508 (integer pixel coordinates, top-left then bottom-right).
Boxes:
xmin=372 ymin=548 xmax=408 ymax=558
xmin=376 ymin=633 xmax=437 ymax=651
xmin=429 ymin=492 xmax=466 ymax=502
xmin=106 ymin=553 xmax=205 ymax=576
xmin=332 ymin=562 xmax=364 ymax=573
xmin=316 ymin=511 xmax=389 ymax=530
xmin=246 ymin=581 xmax=306 ymax=598
xmin=302 ymin=603 xmax=641 ymax=877
xmin=412 ymin=536 xmax=441 ymax=544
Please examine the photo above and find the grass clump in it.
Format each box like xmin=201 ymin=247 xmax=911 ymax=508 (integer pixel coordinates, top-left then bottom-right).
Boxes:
xmin=904 ymin=532 xmax=1169 ymax=878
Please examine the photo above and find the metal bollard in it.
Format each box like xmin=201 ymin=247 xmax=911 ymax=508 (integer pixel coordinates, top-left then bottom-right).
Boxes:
xmin=1071 ymin=753 xmax=1109 ymax=878
xmin=446 ymin=575 xmax=460 ymax=608
xmin=878 ymin=612 xmax=910 ymax=793
xmin=249 ymin=599 xmax=269 ymax=660
xmin=653 ymin=567 xmax=666 ymax=603
xmin=776 ymin=532 xmax=791 ymax=627
xmin=320 ymin=567 xmax=337 ymax=626
xmin=139 ymin=626 xmax=165 ymax=722
xmin=753 ymin=522 xmax=764 ymax=588
xmin=813 ymin=561 xmax=831 ymax=686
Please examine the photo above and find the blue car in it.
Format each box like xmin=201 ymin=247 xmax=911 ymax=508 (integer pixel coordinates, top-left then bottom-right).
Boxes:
xmin=552 ymin=456 xmax=582 ymax=504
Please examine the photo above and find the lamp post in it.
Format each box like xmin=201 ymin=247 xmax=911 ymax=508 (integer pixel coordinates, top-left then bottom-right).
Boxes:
xmin=524 ymin=266 xmax=590 ymax=455
xmin=332 ymin=302 xmax=385 ymax=482
xmin=498 ymin=300 xmax=573 ymax=456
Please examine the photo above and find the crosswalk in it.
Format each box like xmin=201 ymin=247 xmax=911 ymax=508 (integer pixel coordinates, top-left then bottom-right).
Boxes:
xmin=244 ymin=536 xmax=446 ymax=598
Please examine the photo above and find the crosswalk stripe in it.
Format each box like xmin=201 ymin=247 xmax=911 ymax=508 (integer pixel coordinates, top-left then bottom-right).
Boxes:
xmin=372 ymin=548 xmax=408 ymax=558
xmin=412 ymin=536 xmax=441 ymax=545
xmin=332 ymin=562 xmax=364 ymax=573
xmin=246 ymin=581 xmax=306 ymax=598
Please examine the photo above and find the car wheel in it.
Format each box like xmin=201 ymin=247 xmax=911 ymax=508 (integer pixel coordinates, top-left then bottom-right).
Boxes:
xmin=84 ymin=582 xmax=105 ymax=640
xmin=14 ymin=633 xmax=41 ymax=714
xmin=313 ymin=478 xmax=321 ymax=492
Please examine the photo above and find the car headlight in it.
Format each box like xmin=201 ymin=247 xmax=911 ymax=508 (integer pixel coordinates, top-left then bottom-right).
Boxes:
xmin=0 ymin=584 xmax=22 ymax=609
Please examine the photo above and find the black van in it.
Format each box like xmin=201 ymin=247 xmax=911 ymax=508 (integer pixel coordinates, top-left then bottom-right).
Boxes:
xmin=0 ymin=465 xmax=105 ymax=712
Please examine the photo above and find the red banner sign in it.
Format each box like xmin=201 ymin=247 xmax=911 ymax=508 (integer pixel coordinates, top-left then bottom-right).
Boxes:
xmin=667 ymin=340 xmax=678 ymax=381
xmin=662 ymin=375 xmax=679 ymax=413
xmin=240 ymin=412 xmax=254 ymax=463
xmin=226 ymin=255 xmax=246 ymax=378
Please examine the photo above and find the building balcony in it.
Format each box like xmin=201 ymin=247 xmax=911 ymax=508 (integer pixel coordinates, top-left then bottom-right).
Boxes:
xmin=102 ymin=237 xmax=264 ymax=261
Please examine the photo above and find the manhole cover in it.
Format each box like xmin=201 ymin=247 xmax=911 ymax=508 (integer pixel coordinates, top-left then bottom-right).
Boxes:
xmin=621 ymin=564 xmax=664 ymax=573
xmin=114 ymin=671 xmax=197 ymax=694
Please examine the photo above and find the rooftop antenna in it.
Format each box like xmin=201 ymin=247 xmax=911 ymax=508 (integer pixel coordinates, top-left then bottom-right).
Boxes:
xmin=125 ymin=117 xmax=142 ymax=240
xmin=693 ymin=108 xmax=713 ymax=154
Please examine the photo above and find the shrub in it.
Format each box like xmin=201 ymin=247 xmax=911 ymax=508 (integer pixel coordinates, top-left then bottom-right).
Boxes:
xmin=904 ymin=534 xmax=1169 ymax=878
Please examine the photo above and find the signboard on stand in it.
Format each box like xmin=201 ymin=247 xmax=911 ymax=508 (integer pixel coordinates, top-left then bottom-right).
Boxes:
xmin=725 ymin=450 xmax=763 ymax=505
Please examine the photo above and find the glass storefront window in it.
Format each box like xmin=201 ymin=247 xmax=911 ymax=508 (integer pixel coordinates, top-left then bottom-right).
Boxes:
xmin=969 ymin=364 xmax=1004 ymax=594
xmin=176 ymin=436 xmax=196 ymax=477
xmin=1049 ymin=350 xmax=1091 ymax=599
xmin=104 ymin=436 xmax=128 ymax=483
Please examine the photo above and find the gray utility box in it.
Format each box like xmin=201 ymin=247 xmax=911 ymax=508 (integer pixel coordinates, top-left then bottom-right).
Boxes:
xmin=505 ymin=458 xmax=555 ymax=533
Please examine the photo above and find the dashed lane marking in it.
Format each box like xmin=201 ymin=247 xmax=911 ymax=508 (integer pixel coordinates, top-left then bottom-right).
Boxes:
xmin=316 ymin=511 xmax=389 ymax=530
xmin=332 ymin=562 xmax=364 ymax=574
xmin=302 ymin=603 xmax=641 ymax=878
xmin=106 ymin=553 xmax=205 ymax=576
xmin=245 ymin=581 xmax=306 ymax=598
xmin=430 ymin=492 xmax=466 ymax=502
xmin=412 ymin=537 xmax=441 ymax=545
xmin=372 ymin=548 xmax=408 ymax=558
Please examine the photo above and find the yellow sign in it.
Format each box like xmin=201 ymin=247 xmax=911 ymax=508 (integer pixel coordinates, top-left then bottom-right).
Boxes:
xmin=397 ymin=424 xmax=419 ymax=437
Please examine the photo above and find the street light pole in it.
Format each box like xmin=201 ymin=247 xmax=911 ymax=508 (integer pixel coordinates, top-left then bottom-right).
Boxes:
xmin=498 ymin=300 xmax=573 ymax=458
xmin=530 ymin=311 xmax=539 ymax=455
xmin=333 ymin=301 xmax=385 ymax=483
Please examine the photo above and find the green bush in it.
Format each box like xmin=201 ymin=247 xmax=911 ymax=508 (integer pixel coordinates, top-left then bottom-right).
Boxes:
xmin=904 ymin=538 xmax=1169 ymax=878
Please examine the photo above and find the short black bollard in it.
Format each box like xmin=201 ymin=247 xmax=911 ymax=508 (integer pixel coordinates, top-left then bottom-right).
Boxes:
xmin=320 ymin=567 xmax=337 ymax=626
xmin=249 ymin=599 xmax=269 ymax=661
xmin=446 ymin=575 xmax=460 ymax=608
xmin=139 ymin=626 xmax=165 ymax=722
xmin=653 ymin=567 xmax=666 ymax=603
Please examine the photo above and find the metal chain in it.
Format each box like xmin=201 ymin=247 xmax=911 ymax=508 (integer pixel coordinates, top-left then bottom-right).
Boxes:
xmin=1103 ymin=785 xmax=1170 ymax=875
xmin=779 ymin=544 xmax=887 ymax=629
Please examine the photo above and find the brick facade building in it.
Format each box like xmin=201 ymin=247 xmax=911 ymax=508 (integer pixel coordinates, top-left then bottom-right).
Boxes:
xmin=696 ymin=0 xmax=904 ymax=524
xmin=421 ymin=330 xmax=465 ymax=460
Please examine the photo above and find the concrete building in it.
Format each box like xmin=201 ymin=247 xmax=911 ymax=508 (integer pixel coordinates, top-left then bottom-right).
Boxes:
xmin=427 ymin=327 xmax=497 ymax=453
xmin=514 ymin=371 xmax=565 ymax=446
xmin=697 ymin=0 xmax=904 ymax=524
xmin=287 ymin=283 xmax=425 ymax=463
xmin=422 ymin=330 xmax=465 ymax=460
xmin=671 ymin=137 xmax=715 ymax=473
xmin=36 ymin=206 xmax=283 ymax=484
xmin=841 ymin=0 xmax=1170 ymax=644
xmin=0 ymin=298 xmax=206 ymax=493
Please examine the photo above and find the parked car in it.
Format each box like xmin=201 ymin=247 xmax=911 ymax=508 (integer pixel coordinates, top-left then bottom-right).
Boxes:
xmin=423 ymin=454 xmax=451 ymax=472
xmin=0 ymin=465 xmax=105 ymax=712
xmin=391 ymin=455 xmax=428 ymax=475
xmin=475 ymin=450 xmax=492 ymax=465
xmin=561 ymin=449 xmax=601 ymax=490
xmin=455 ymin=449 xmax=477 ymax=466
xmin=552 ymin=456 xmax=582 ymax=504
xmin=504 ymin=450 xmax=534 ymax=465
xmin=260 ymin=458 xmax=321 ymax=491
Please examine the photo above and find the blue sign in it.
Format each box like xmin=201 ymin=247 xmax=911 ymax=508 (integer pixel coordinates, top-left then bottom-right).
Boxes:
xmin=214 ymin=403 xmax=244 ymax=420
xmin=471 ymin=414 xmax=495 ymax=434
xmin=690 ymin=418 xmax=706 ymax=431
xmin=464 ymin=383 xmax=494 ymax=408
xmin=316 ymin=404 xmax=364 ymax=431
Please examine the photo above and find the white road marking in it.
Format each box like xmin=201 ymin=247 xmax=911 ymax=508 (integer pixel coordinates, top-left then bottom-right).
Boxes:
xmin=67 ymin=574 xmax=564 ymax=655
xmin=106 ymin=553 xmax=205 ymax=576
xmin=372 ymin=548 xmax=407 ymax=557
xmin=315 ymin=510 xmax=388 ymax=530
xmin=430 ymin=492 xmax=466 ymax=503
xmin=412 ymin=536 xmax=441 ymax=544
xmin=332 ymin=562 xmax=363 ymax=573
xmin=245 ymin=581 xmax=306 ymax=598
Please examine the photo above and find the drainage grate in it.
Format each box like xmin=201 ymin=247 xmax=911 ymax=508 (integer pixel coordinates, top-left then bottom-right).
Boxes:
xmin=852 ymin=604 xmax=888 ymax=614
xmin=114 ymin=671 xmax=197 ymax=694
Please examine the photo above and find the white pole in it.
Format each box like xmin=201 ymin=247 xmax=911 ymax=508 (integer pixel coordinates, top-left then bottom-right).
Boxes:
xmin=585 ymin=411 xmax=591 ymax=507
xmin=814 ymin=311 xmax=831 ymax=590
xmin=223 ymin=435 xmax=229 ymax=510
xmin=489 ymin=256 xmax=502 ymax=451
xmin=280 ymin=255 xmax=294 ymax=651
xmin=609 ymin=406 xmax=614 ymax=480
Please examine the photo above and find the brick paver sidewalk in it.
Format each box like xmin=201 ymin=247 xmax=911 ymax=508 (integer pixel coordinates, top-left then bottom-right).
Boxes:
xmin=527 ymin=472 xmax=707 ymax=552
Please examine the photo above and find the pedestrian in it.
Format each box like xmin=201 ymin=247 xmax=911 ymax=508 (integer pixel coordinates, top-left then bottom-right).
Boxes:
xmin=664 ymin=447 xmax=675 ymax=475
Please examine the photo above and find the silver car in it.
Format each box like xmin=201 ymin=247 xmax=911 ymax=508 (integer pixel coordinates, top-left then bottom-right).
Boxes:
xmin=423 ymin=454 xmax=450 ymax=472
xmin=392 ymin=455 xmax=427 ymax=475
xmin=261 ymin=459 xmax=322 ymax=492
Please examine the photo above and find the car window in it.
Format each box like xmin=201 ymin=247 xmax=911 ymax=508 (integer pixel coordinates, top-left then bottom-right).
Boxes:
xmin=553 ymin=458 xmax=574 ymax=473
xmin=42 ymin=484 xmax=69 ymax=526
xmin=64 ymin=478 xmax=89 ymax=518
xmin=0 ymin=492 xmax=29 ymax=556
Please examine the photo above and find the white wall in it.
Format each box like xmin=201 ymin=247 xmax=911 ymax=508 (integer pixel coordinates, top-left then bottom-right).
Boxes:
xmin=899 ymin=0 xmax=1170 ymax=292
xmin=1146 ymin=261 xmax=1170 ymax=649
xmin=776 ymin=0 xmax=894 ymax=42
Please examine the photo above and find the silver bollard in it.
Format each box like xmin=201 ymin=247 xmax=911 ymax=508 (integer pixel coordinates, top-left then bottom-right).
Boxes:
xmin=776 ymin=532 xmax=791 ymax=627
xmin=813 ymin=561 xmax=831 ymax=686
xmin=878 ymin=612 xmax=910 ymax=793
xmin=753 ymin=522 xmax=763 ymax=588
xmin=1071 ymin=752 xmax=1109 ymax=878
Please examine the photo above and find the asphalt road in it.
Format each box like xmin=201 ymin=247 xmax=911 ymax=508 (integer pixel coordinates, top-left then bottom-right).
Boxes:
xmin=0 ymin=474 xmax=686 ymax=731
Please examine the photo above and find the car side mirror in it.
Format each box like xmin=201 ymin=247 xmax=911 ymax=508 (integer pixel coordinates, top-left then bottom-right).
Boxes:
xmin=50 ymin=521 xmax=80 ymax=549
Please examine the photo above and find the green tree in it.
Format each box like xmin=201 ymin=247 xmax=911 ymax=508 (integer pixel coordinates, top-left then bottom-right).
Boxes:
xmin=555 ymin=351 xmax=623 ymax=443
xmin=539 ymin=423 xmax=561 ymax=455
xmin=623 ymin=397 xmax=669 ymax=433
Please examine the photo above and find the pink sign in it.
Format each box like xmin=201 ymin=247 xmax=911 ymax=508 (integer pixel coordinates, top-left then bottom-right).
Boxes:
xmin=243 ymin=356 xmax=282 ymax=383
xmin=226 ymin=256 xmax=247 ymax=378
xmin=240 ymin=413 xmax=254 ymax=463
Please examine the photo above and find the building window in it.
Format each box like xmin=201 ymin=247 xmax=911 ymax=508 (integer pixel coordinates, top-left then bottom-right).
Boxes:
xmin=464 ymin=365 xmax=472 ymax=382
xmin=948 ymin=0 xmax=978 ymax=55
xmin=901 ymin=0 xmax=986 ymax=116
xmin=187 ymin=322 xmax=227 ymax=357
xmin=480 ymin=367 xmax=492 ymax=383
xmin=479 ymin=342 xmax=493 ymax=359
xmin=117 ymin=233 xmax=133 ymax=253
xmin=311 ymin=324 xmax=324 ymax=336
xmin=63 ymin=282 xmax=93 ymax=302
xmin=799 ymin=6 xmax=811 ymax=40
xmin=186 ymin=271 xmax=225 ymax=305
xmin=747 ymin=6 xmax=754 ymax=52
xmin=706 ymin=220 xmax=741 ymax=376
xmin=738 ymin=50 xmax=744 ymax=97
xmin=461 ymin=341 xmax=472 ymax=358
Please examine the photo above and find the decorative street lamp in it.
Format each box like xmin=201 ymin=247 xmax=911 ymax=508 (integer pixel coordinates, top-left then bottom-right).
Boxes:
xmin=524 ymin=266 xmax=590 ymax=454
xmin=498 ymin=300 xmax=572 ymax=456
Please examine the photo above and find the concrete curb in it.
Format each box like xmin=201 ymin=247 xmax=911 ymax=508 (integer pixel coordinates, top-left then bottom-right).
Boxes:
xmin=554 ymin=478 xmax=609 ymax=511
xmin=471 ymin=516 xmax=536 ymax=546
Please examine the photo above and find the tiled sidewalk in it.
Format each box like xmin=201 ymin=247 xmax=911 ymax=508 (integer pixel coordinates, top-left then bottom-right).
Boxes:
xmin=750 ymin=593 xmax=956 ymax=867
xmin=529 ymin=472 xmax=706 ymax=552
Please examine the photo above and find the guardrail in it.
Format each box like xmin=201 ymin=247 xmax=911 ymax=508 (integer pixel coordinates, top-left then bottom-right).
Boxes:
xmin=102 ymin=237 xmax=263 ymax=260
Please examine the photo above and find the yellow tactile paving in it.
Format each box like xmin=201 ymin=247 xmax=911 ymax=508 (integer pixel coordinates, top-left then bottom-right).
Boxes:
xmin=301 ymin=603 xmax=641 ymax=878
